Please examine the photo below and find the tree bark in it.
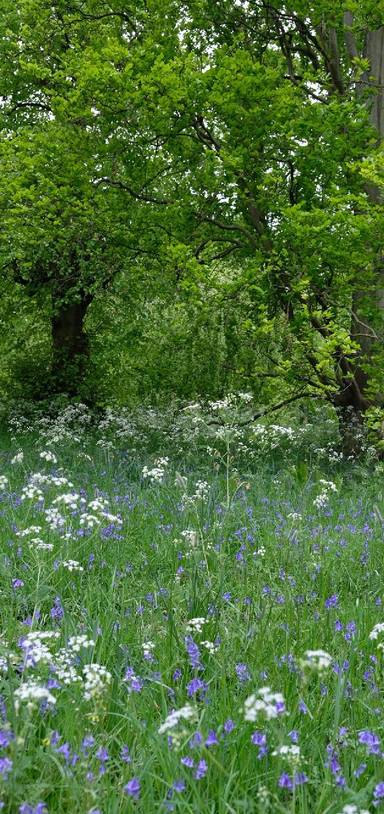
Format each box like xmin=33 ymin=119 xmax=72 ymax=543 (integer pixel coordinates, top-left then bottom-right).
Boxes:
xmin=51 ymin=294 xmax=92 ymax=396
xmin=333 ymin=22 xmax=384 ymax=451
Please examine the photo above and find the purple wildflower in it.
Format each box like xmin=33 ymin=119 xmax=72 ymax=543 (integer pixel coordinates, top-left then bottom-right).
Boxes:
xmin=235 ymin=663 xmax=251 ymax=683
xmin=359 ymin=730 xmax=380 ymax=754
xmin=279 ymin=773 xmax=293 ymax=789
xmin=374 ymin=782 xmax=384 ymax=799
xmin=0 ymin=729 xmax=13 ymax=748
xmin=81 ymin=735 xmax=95 ymax=754
xmin=0 ymin=757 xmax=12 ymax=777
xmin=185 ymin=636 xmax=201 ymax=670
xmin=189 ymin=732 xmax=202 ymax=748
xmin=335 ymin=620 xmax=343 ymax=632
xmin=55 ymin=742 xmax=71 ymax=762
xmin=194 ymin=759 xmax=208 ymax=780
xmin=251 ymin=731 xmax=266 ymax=746
xmin=124 ymin=777 xmax=141 ymax=800
xmin=205 ymin=730 xmax=218 ymax=747
xmin=50 ymin=597 xmax=64 ymax=623
xmin=294 ymin=772 xmax=308 ymax=786
xmin=96 ymin=747 xmax=109 ymax=763
xmin=186 ymin=678 xmax=207 ymax=700
xmin=120 ymin=745 xmax=131 ymax=763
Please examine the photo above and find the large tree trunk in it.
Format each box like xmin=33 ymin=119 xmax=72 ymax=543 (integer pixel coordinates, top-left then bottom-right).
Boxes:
xmin=334 ymin=22 xmax=384 ymax=452
xmin=51 ymin=294 xmax=92 ymax=396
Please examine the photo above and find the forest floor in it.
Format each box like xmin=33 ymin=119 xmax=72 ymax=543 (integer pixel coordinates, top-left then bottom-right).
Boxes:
xmin=0 ymin=407 xmax=383 ymax=814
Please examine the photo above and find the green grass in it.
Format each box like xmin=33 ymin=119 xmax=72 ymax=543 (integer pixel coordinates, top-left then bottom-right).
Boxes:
xmin=0 ymin=427 xmax=383 ymax=814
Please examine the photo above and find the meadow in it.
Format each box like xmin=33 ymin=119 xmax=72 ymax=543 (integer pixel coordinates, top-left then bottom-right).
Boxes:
xmin=0 ymin=398 xmax=383 ymax=814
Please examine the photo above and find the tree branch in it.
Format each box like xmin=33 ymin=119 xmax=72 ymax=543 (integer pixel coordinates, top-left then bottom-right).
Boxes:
xmin=93 ymin=177 xmax=173 ymax=205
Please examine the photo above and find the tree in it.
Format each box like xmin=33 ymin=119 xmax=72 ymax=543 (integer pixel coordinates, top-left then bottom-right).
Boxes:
xmin=99 ymin=0 xmax=381 ymax=450
xmin=0 ymin=0 xmax=183 ymax=397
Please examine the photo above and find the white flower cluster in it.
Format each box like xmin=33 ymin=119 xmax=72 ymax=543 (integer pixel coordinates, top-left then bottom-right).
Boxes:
xmin=88 ymin=497 xmax=109 ymax=512
xmin=180 ymin=529 xmax=198 ymax=547
xmin=55 ymin=648 xmax=83 ymax=686
xmin=337 ymin=806 xmax=370 ymax=814
xmin=369 ymin=623 xmax=384 ymax=641
xmin=186 ymin=618 xmax=208 ymax=634
xmin=20 ymin=631 xmax=60 ymax=667
xmin=21 ymin=472 xmax=75 ymax=507
xmin=300 ymin=649 xmax=333 ymax=672
xmin=96 ymin=439 xmax=115 ymax=451
xmin=28 ymin=538 xmax=54 ymax=552
xmin=40 ymin=450 xmax=57 ymax=463
xmin=158 ymin=704 xmax=196 ymax=734
xmin=21 ymin=484 xmax=43 ymax=501
xmin=13 ymin=630 xmax=111 ymax=706
xmin=79 ymin=496 xmax=122 ymax=528
xmin=243 ymin=687 xmax=286 ymax=721
xmin=61 ymin=560 xmax=84 ymax=572
xmin=14 ymin=681 xmax=57 ymax=712
xmin=17 ymin=526 xmax=42 ymax=537
xmin=11 ymin=452 xmax=24 ymax=464
xmin=83 ymin=664 xmax=112 ymax=700
xmin=201 ymin=640 xmax=219 ymax=655
xmin=79 ymin=513 xmax=101 ymax=529
xmin=45 ymin=507 xmax=65 ymax=530
xmin=67 ymin=635 xmax=95 ymax=653
xmin=252 ymin=424 xmax=297 ymax=450
xmin=313 ymin=478 xmax=337 ymax=509
xmin=142 ymin=457 xmax=169 ymax=484
xmin=31 ymin=473 xmax=74 ymax=488
xmin=0 ymin=476 xmax=8 ymax=491
xmin=182 ymin=480 xmax=210 ymax=508
xmin=272 ymin=744 xmax=302 ymax=763
xmin=53 ymin=492 xmax=86 ymax=510
xmin=142 ymin=641 xmax=155 ymax=657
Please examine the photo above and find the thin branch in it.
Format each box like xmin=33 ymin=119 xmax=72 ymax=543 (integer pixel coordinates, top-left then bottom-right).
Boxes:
xmin=5 ymin=100 xmax=52 ymax=114
xmin=93 ymin=177 xmax=173 ymax=205
xmin=351 ymin=310 xmax=380 ymax=339
xmin=198 ymin=216 xmax=257 ymax=246
xmin=207 ymin=242 xmax=244 ymax=261
xmin=207 ymin=391 xmax=323 ymax=427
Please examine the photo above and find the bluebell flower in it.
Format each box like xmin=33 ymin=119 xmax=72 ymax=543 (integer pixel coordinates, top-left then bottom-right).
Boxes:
xmin=194 ymin=759 xmax=208 ymax=779
xmin=124 ymin=778 xmax=140 ymax=800
xmin=278 ymin=773 xmax=293 ymax=789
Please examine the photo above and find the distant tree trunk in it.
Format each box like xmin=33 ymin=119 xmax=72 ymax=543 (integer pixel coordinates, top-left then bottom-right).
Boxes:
xmin=51 ymin=293 xmax=92 ymax=396
xmin=334 ymin=23 xmax=384 ymax=452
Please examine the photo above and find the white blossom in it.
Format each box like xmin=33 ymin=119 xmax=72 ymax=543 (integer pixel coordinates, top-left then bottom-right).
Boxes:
xmin=158 ymin=704 xmax=196 ymax=734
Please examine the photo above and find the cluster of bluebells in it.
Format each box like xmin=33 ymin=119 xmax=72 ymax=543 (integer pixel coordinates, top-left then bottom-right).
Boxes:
xmin=0 ymin=403 xmax=383 ymax=812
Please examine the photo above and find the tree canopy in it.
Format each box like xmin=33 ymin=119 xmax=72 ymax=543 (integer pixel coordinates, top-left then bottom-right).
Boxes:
xmin=1 ymin=0 xmax=384 ymax=449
